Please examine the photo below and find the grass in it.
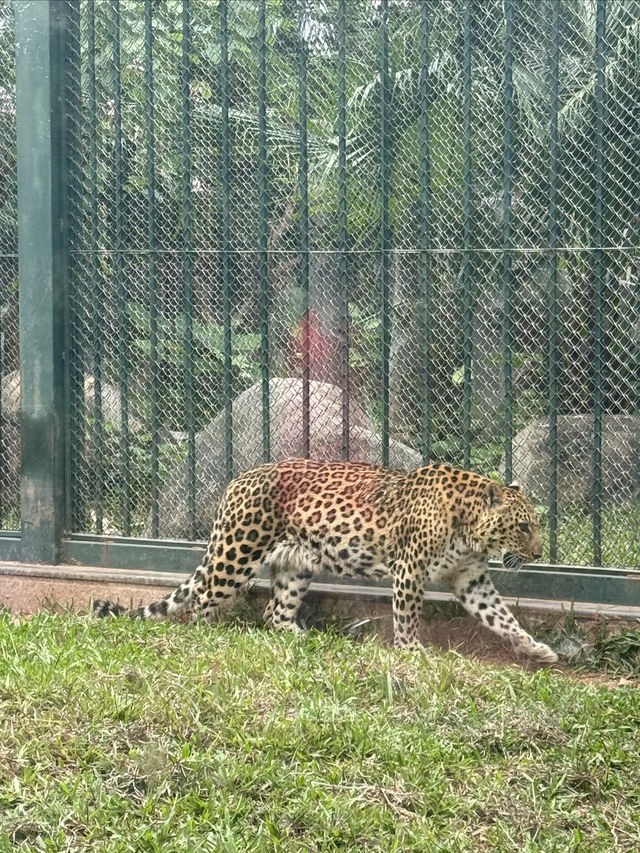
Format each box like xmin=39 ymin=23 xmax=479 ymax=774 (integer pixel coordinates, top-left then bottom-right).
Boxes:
xmin=551 ymin=504 xmax=640 ymax=568
xmin=1 ymin=613 xmax=640 ymax=852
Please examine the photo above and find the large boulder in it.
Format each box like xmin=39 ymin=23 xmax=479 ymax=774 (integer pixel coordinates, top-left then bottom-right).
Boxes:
xmin=151 ymin=377 xmax=422 ymax=539
xmin=0 ymin=414 xmax=20 ymax=528
xmin=0 ymin=369 xmax=145 ymax=528
xmin=0 ymin=370 xmax=21 ymax=527
xmin=501 ymin=415 xmax=640 ymax=510
xmin=1 ymin=369 xmax=144 ymax=433
xmin=81 ymin=376 xmax=145 ymax=434
xmin=0 ymin=369 xmax=20 ymax=417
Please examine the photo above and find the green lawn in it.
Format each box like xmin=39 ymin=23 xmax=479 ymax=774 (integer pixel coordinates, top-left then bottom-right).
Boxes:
xmin=1 ymin=613 xmax=639 ymax=852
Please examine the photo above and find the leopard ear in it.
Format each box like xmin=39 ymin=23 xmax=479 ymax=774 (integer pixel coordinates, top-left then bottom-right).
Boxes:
xmin=486 ymin=482 xmax=504 ymax=508
xmin=507 ymin=481 xmax=520 ymax=492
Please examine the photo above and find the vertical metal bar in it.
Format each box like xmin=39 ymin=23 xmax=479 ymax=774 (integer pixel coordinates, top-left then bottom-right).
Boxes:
xmin=461 ymin=0 xmax=473 ymax=470
xmin=65 ymin=0 xmax=83 ymax=533
xmin=257 ymin=0 xmax=271 ymax=463
xmin=379 ymin=0 xmax=391 ymax=467
xmin=298 ymin=0 xmax=310 ymax=459
xmin=182 ymin=0 xmax=196 ymax=534
xmin=419 ymin=0 xmax=432 ymax=464
xmin=112 ymin=0 xmax=130 ymax=535
xmin=337 ymin=0 xmax=349 ymax=460
xmin=502 ymin=0 xmax=515 ymax=482
xmin=592 ymin=0 xmax=606 ymax=566
xmin=547 ymin=0 xmax=559 ymax=562
xmin=145 ymin=0 xmax=159 ymax=538
xmin=88 ymin=0 xmax=104 ymax=535
xmin=220 ymin=0 xmax=233 ymax=480
xmin=16 ymin=0 xmax=68 ymax=562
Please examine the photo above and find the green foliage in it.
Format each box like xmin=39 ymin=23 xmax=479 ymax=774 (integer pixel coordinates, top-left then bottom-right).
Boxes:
xmin=83 ymin=420 xmax=185 ymax=534
xmin=3 ymin=0 xmax=640 ymax=558
xmin=537 ymin=610 xmax=640 ymax=676
xmin=126 ymin=300 xmax=262 ymax=432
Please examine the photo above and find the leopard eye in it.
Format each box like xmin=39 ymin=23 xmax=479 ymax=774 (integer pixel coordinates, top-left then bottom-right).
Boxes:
xmin=518 ymin=522 xmax=530 ymax=533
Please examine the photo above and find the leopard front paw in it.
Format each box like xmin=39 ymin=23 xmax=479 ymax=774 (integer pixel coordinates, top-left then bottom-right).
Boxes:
xmin=521 ymin=640 xmax=558 ymax=664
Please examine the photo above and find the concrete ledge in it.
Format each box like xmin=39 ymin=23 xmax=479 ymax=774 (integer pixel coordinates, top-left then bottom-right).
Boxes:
xmin=2 ymin=561 xmax=640 ymax=620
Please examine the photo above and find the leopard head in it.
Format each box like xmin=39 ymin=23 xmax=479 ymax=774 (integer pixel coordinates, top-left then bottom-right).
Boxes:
xmin=469 ymin=480 xmax=543 ymax=569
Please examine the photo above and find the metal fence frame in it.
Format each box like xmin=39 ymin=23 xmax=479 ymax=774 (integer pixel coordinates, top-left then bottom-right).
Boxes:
xmin=1 ymin=0 xmax=639 ymax=608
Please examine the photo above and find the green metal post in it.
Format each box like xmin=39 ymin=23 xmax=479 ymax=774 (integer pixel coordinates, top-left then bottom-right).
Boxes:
xmin=182 ymin=0 xmax=196 ymax=534
xmin=112 ymin=0 xmax=130 ymax=535
xmin=298 ymin=0 xmax=310 ymax=459
xmin=419 ymin=0 xmax=433 ymax=463
xmin=145 ymin=0 xmax=159 ymax=538
xmin=65 ymin=0 xmax=84 ymax=533
xmin=88 ymin=0 xmax=104 ymax=535
xmin=337 ymin=0 xmax=349 ymax=461
xmin=257 ymin=0 xmax=271 ymax=463
xmin=16 ymin=0 xmax=69 ymax=562
xmin=547 ymin=0 xmax=559 ymax=562
xmin=379 ymin=0 xmax=391 ymax=467
xmin=592 ymin=0 xmax=606 ymax=566
xmin=462 ymin=0 xmax=474 ymax=470
xmin=502 ymin=0 xmax=515 ymax=483
xmin=220 ymin=0 xmax=234 ymax=480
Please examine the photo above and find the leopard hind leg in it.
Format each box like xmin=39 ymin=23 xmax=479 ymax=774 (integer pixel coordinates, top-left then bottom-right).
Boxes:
xmin=195 ymin=530 xmax=281 ymax=622
xmin=262 ymin=541 xmax=316 ymax=632
xmin=93 ymin=573 xmax=197 ymax=621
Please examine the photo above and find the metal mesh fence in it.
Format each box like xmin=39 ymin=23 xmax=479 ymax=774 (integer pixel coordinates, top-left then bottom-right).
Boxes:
xmin=65 ymin=0 xmax=640 ymax=568
xmin=0 ymin=1 xmax=19 ymax=532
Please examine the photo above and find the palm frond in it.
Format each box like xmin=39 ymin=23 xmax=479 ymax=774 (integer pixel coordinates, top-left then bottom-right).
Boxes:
xmin=559 ymin=18 xmax=640 ymax=137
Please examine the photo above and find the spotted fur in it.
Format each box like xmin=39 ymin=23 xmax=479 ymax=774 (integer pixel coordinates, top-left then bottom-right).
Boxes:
xmin=93 ymin=459 xmax=557 ymax=663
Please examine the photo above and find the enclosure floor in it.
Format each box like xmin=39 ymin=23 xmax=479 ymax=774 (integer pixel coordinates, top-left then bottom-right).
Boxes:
xmin=3 ymin=561 xmax=640 ymax=686
xmin=2 ymin=561 xmax=640 ymax=620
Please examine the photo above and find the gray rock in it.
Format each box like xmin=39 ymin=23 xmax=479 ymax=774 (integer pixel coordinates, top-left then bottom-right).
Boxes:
xmin=82 ymin=376 xmax=145 ymax=434
xmin=0 ymin=369 xmax=20 ymax=417
xmin=1 ymin=371 xmax=21 ymax=524
xmin=0 ymin=369 xmax=145 ymax=526
xmin=556 ymin=636 xmax=592 ymax=660
xmin=500 ymin=415 xmax=640 ymax=509
xmin=0 ymin=414 xmax=20 ymax=526
xmin=1 ymin=370 xmax=144 ymax=433
xmin=151 ymin=377 xmax=421 ymax=539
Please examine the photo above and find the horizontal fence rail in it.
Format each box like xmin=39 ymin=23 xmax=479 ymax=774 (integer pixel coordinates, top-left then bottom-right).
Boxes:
xmin=1 ymin=1 xmax=639 ymax=607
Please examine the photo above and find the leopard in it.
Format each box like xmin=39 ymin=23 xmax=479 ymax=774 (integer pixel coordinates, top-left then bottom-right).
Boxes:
xmin=93 ymin=458 xmax=558 ymax=663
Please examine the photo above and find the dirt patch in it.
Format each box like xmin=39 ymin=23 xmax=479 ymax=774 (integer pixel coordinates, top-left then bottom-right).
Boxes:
xmin=418 ymin=618 xmax=639 ymax=687
xmin=300 ymin=595 xmax=640 ymax=686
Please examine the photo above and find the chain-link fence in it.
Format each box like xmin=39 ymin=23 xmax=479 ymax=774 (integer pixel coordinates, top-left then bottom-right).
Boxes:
xmin=14 ymin=0 xmax=634 ymax=570
xmin=0 ymin=2 xmax=19 ymax=532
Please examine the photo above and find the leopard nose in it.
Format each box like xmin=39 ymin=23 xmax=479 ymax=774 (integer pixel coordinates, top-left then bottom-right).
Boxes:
xmin=532 ymin=549 xmax=542 ymax=560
